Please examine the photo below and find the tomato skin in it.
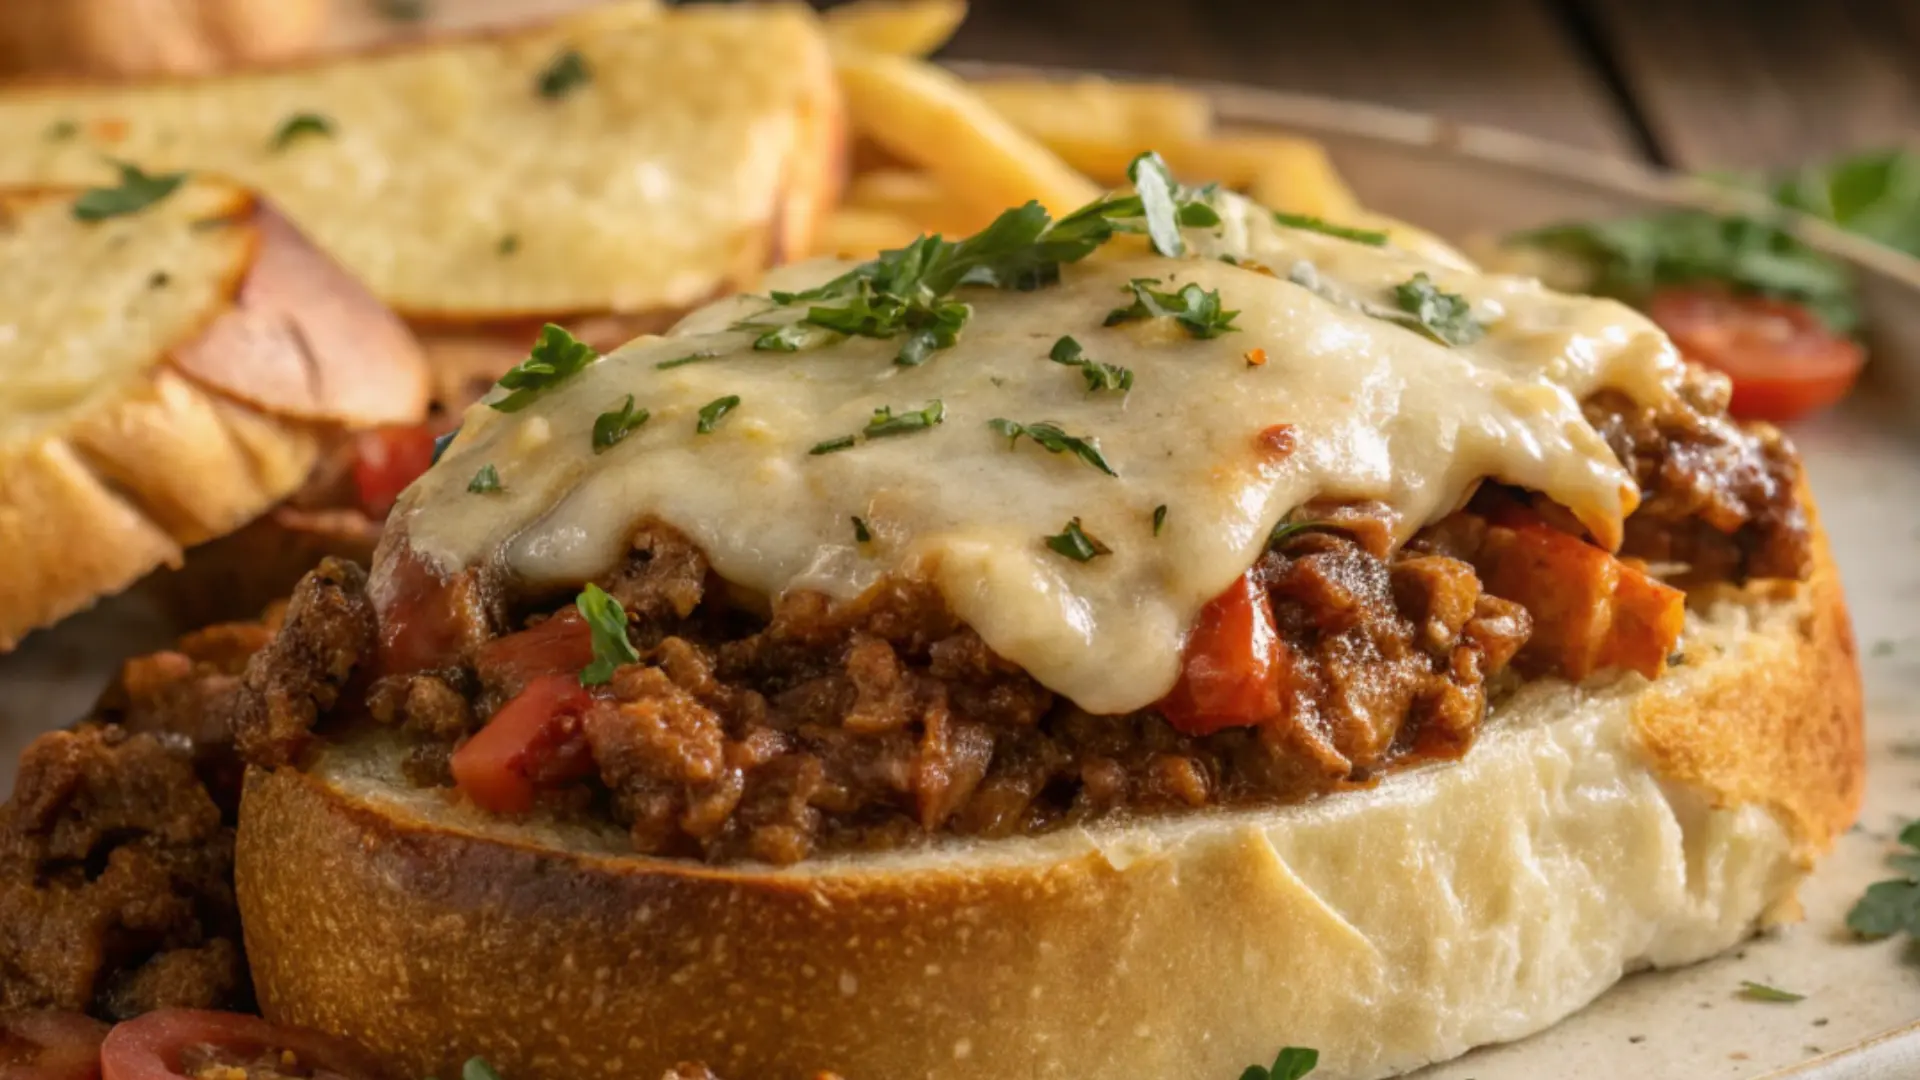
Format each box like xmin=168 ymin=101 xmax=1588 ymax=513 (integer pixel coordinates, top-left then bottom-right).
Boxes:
xmin=1158 ymin=572 xmax=1285 ymax=736
xmin=98 ymin=1009 xmax=391 ymax=1080
xmin=350 ymin=424 xmax=440 ymax=520
xmin=1 ymin=1011 xmax=109 ymax=1080
xmin=475 ymin=610 xmax=595 ymax=698
xmin=451 ymin=673 xmax=598 ymax=814
xmin=1646 ymin=286 xmax=1864 ymax=423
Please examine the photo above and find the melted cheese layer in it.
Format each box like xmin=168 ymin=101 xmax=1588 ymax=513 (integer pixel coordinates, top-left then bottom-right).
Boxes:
xmin=396 ymin=194 xmax=1681 ymax=715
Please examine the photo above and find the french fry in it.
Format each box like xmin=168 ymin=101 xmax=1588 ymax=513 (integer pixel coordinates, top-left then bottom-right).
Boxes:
xmin=970 ymin=78 xmax=1213 ymax=151
xmin=835 ymin=49 xmax=1101 ymax=219
xmin=844 ymin=169 xmax=988 ymax=235
xmin=810 ymin=206 xmax=927 ymax=259
xmin=823 ymin=0 xmax=968 ymax=58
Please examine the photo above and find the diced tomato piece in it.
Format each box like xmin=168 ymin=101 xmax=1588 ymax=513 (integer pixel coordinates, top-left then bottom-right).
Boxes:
xmin=2 ymin=1010 xmax=109 ymax=1080
xmin=350 ymin=424 xmax=440 ymax=520
xmin=98 ymin=1009 xmax=389 ymax=1080
xmin=1475 ymin=520 xmax=1683 ymax=681
xmin=451 ymin=674 xmax=598 ymax=815
xmin=475 ymin=610 xmax=595 ymax=697
xmin=1158 ymin=571 xmax=1286 ymax=735
xmin=1647 ymin=286 xmax=1865 ymax=423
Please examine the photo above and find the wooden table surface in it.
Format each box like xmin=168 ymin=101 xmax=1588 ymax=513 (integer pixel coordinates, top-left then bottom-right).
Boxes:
xmin=938 ymin=0 xmax=1920 ymax=173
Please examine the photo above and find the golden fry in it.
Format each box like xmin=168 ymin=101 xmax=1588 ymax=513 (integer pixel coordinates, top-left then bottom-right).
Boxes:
xmin=836 ymin=50 xmax=1101 ymax=219
xmin=809 ymin=206 xmax=927 ymax=260
xmin=823 ymin=0 xmax=968 ymax=57
xmin=970 ymin=78 xmax=1212 ymax=149
xmin=844 ymin=169 xmax=988 ymax=235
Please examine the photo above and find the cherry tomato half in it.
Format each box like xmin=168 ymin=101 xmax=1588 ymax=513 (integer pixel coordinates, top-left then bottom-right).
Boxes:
xmin=349 ymin=425 xmax=440 ymax=520
xmin=99 ymin=1009 xmax=390 ymax=1080
xmin=450 ymin=673 xmax=598 ymax=815
xmin=1157 ymin=571 xmax=1285 ymax=736
xmin=1647 ymin=286 xmax=1864 ymax=423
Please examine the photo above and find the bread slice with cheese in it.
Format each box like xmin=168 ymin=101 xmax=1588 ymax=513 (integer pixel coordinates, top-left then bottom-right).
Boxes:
xmin=0 ymin=2 xmax=843 ymax=331
xmin=0 ymin=179 xmax=426 ymax=650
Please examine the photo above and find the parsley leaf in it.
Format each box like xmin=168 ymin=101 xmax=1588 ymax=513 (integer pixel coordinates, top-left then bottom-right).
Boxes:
xmin=72 ymin=160 xmax=187 ymax=222
xmin=753 ymin=322 xmax=839 ymax=353
xmin=1847 ymin=819 xmax=1920 ymax=939
xmin=809 ymin=435 xmax=857 ymax=455
xmin=44 ymin=119 xmax=78 ymax=142
xmin=696 ymin=394 xmax=740 ymax=434
xmin=863 ymin=400 xmax=945 ymax=439
xmin=1152 ymin=504 xmax=1168 ymax=536
xmin=536 ymin=48 xmax=592 ymax=99
xmin=1240 ymin=1046 xmax=1319 ymax=1080
xmin=491 ymin=324 xmax=597 ymax=413
xmin=1271 ymin=210 xmax=1387 ymax=246
xmin=497 ymin=234 xmax=520 ymax=256
xmin=1105 ymin=278 xmax=1240 ymax=339
xmin=467 ymin=464 xmax=501 ymax=494
xmin=1129 ymin=150 xmax=1188 ymax=257
xmin=592 ymin=394 xmax=649 ymax=452
xmin=269 ymin=112 xmax=334 ymax=150
xmin=851 ymin=516 xmax=872 ymax=543
xmin=1268 ymin=520 xmax=1334 ymax=549
xmin=575 ymin=583 xmax=639 ymax=686
xmin=656 ymin=349 xmax=721 ymax=370
xmin=1739 ymin=981 xmax=1805 ymax=1003
xmin=1044 ymin=518 xmax=1110 ymax=562
xmin=1049 ymin=335 xmax=1132 ymax=392
xmin=987 ymin=419 xmax=1117 ymax=476
xmin=1391 ymin=272 xmax=1485 ymax=346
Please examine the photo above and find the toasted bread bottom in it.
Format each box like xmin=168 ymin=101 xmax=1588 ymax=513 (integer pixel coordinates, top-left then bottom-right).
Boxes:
xmin=235 ymin=537 xmax=1858 ymax=1080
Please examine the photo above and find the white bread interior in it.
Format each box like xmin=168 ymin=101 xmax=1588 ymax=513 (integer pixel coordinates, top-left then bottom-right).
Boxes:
xmin=0 ymin=4 xmax=843 ymax=324
xmin=0 ymin=180 xmax=426 ymax=650
xmin=235 ymin=532 xmax=1860 ymax=1080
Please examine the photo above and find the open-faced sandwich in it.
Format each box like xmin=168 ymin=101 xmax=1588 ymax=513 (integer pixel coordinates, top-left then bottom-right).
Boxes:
xmin=0 ymin=155 xmax=1861 ymax=1080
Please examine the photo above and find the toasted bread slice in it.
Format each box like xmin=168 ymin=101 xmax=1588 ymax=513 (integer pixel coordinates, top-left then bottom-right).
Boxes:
xmin=0 ymin=0 xmax=329 ymax=78
xmin=234 ymin=529 xmax=1861 ymax=1080
xmin=0 ymin=3 xmax=844 ymax=327
xmin=0 ymin=179 xmax=426 ymax=651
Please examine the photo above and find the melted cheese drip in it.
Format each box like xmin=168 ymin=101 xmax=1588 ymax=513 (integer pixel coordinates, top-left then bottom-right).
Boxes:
xmin=394 ymin=193 xmax=1681 ymax=715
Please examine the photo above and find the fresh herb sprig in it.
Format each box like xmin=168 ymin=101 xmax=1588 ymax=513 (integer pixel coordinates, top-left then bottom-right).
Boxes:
xmin=593 ymin=394 xmax=649 ymax=452
xmin=466 ymin=464 xmax=501 ymax=494
xmin=575 ymin=584 xmax=639 ymax=686
xmin=810 ymin=400 xmax=945 ymax=455
xmin=536 ymin=48 xmax=592 ymax=99
xmin=761 ymin=152 xmax=1220 ymax=366
xmin=1738 ymin=981 xmax=1805 ymax=1003
xmin=1272 ymin=210 xmax=1387 ymax=246
xmin=987 ymin=419 xmax=1117 ymax=476
xmin=1049 ymin=335 xmax=1132 ymax=392
xmin=491 ymin=325 xmax=597 ymax=413
xmin=1044 ymin=518 xmax=1110 ymax=562
xmin=1239 ymin=1047 xmax=1318 ymax=1080
xmin=1846 ymin=819 xmax=1920 ymax=939
xmin=1105 ymin=278 xmax=1240 ymax=339
xmin=270 ymin=112 xmax=334 ymax=150
xmin=1392 ymin=273 xmax=1485 ymax=346
xmin=72 ymin=160 xmax=186 ymax=221
xmin=696 ymin=395 xmax=740 ymax=434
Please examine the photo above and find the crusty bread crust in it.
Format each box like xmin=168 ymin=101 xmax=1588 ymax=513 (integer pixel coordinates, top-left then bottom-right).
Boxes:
xmin=235 ymin=533 xmax=1861 ymax=1080
xmin=0 ymin=182 xmax=425 ymax=651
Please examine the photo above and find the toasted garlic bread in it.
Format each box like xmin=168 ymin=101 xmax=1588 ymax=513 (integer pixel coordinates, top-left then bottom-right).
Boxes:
xmin=0 ymin=0 xmax=328 ymax=78
xmin=0 ymin=3 xmax=843 ymax=326
xmin=0 ymin=179 xmax=425 ymax=651
xmin=236 ymin=532 xmax=1860 ymax=1080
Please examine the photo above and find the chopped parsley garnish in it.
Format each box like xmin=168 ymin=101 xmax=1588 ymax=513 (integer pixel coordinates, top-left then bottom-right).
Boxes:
xmin=431 ymin=429 xmax=459 ymax=464
xmin=490 ymin=324 xmax=596 ymax=413
xmin=656 ymin=349 xmax=721 ymax=370
xmin=467 ymin=464 xmax=501 ymax=494
xmin=44 ymin=119 xmax=78 ymax=142
xmin=1739 ymin=981 xmax=1805 ymax=1003
xmin=1152 ymin=504 xmax=1168 ymax=536
xmin=72 ymin=160 xmax=186 ymax=222
xmin=1271 ymin=210 xmax=1388 ymax=246
xmin=1044 ymin=518 xmax=1110 ymax=562
xmin=1049 ymin=335 xmax=1132 ymax=392
xmin=592 ymin=394 xmax=649 ymax=452
xmin=851 ymin=516 xmax=872 ymax=543
xmin=863 ymin=400 xmax=945 ymax=439
xmin=752 ymin=322 xmax=840 ymax=353
xmin=696 ymin=395 xmax=740 ymax=434
xmin=575 ymin=583 xmax=639 ymax=686
xmin=1240 ymin=1046 xmax=1318 ymax=1080
xmin=809 ymin=435 xmax=857 ymax=455
xmin=269 ymin=112 xmax=334 ymax=150
xmin=1267 ymin=520 xmax=1334 ymax=548
xmin=1846 ymin=819 xmax=1920 ymax=939
xmin=1105 ymin=278 xmax=1240 ymax=339
xmin=148 ymin=271 xmax=169 ymax=289
xmin=497 ymin=234 xmax=520 ymax=256
xmin=376 ymin=0 xmax=431 ymax=21
xmin=536 ymin=48 xmax=593 ymax=100
xmin=987 ymin=419 xmax=1117 ymax=476
xmin=757 ymin=152 xmax=1220 ymax=366
xmin=1391 ymin=272 xmax=1485 ymax=346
